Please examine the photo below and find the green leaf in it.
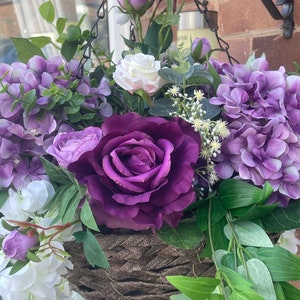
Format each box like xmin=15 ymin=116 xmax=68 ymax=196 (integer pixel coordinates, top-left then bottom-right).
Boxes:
xmin=0 ymin=190 xmax=8 ymax=208
xmin=22 ymin=89 xmax=36 ymax=114
xmin=9 ymin=260 xmax=29 ymax=275
xmin=134 ymin=88 xmax=154 ymax=107
xmin=280 ymin=282 xmax=300 ymax=299
xmin=39 ymin=0 xmax=55 ymax=23
xmin=262 ymin=200 xmax=300 ymax=232
xmin=249 ymin=246 xmax=300 ymax=281
xmin=273 ymin=282 xmax=286 ymax=300
xmin=29 ymin=36 xmax=52 ymax=48
xmin=80 ymin=200 xmax=99 ymax=232
xmin=157 ymin=220 xmax=203 ymax=249
xmin=230 ymin=288 xmax=265 ymax=300
xmin=219 ymin=179 xmax=268 ymax=210
xmin=238 ymin=258 xmax=276 ymax=300
xmin=74 ymin=231 xmax=110 ymax=268
xmin=219 ymin=265 xmax=253 ymax=291
xmin=166 ymin=275 xmax=220 ymax=300
xmin=61 ymin=40 xmax=78 ymax=61
xmin=170 ymin=294 xmax=192 ymax=300
xmin=26 ymin=251 xmax=41 ymax=263
xmin=56 ymin=17 xmax=67 ymax=34
xmin=208 ymin=62 xmax=222 ymax=94
xmin=11 ymin=38 xmax=45 ymax=63
xmin=158 ymin=68 xmax=183 ymax=84
xmin=224 ymin=221 xmax=273 ymax=248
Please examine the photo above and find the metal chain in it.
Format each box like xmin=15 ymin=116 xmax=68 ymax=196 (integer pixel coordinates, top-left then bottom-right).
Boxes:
xmin=194 ymin=0 xmax=239 ymax=65
xmin=77 ymin=0 xmax=108 ymax=78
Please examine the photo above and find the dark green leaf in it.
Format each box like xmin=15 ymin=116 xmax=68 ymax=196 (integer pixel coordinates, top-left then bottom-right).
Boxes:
xmin=262 ymin=200 xmax=300 ymax=232
xmin=74 ymin=231 xmax=110 ymax=268
xmin=11 ymin=38 xmax=45 ymax=63
xmin=201 ymin=98 xmax=221 ymax=120
xmin=1 ymin=219 xmax=17 ymax=231
xmin=22 ymin=89 xmax=36 ymax=114
xmin=207 ymin=62 xmax=222 ymax=94
xmin=232 ymin=203 xmax=278 ymax=221
xmin=280 ymin=282 xmax=300 ymax=300
xmin=9 ymin=260 xmax=29 ymax=275
xmin=0 ymin=190 xmax=8 ymax=208
xmin=80 ymin=200 xmax=99 ymax=232
xmin=61 ymin=40 xmax=78 ymax=61
xmin=219 ymin=179 xmax=265 ymax=210
xmin=157 ymin=220 xmax=203 ymax=249
xmin=39 ymin=0 xmax=55 ymax=23
xmin=166 ymin=275 xmax=220 ymax=300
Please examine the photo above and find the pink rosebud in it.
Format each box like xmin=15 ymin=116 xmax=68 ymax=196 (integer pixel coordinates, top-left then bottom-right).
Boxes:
xmin=3 ymin=229 xmax=38 ymax=261
xmin=191 ymin=37 xmax=211 ymax=61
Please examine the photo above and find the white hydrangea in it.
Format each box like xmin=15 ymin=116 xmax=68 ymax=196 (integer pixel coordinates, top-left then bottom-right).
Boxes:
xmin=0 ymin=242 xmax=76 ymax=300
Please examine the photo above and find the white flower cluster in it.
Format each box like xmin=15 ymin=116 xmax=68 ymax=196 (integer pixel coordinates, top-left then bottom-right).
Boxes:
xmin=0 ymin=180 xmax=83 ymax=300
xmin=167 ymin=86 xmax=230 ymax=187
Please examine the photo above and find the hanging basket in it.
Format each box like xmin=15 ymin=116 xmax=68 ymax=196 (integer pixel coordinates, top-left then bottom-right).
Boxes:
xmin=66 ymin=232 xmax=215 ymax=300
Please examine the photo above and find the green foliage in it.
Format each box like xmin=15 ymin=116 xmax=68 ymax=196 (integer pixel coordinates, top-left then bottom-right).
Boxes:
xmin=74 ymin=231 xmax=110 ymax=268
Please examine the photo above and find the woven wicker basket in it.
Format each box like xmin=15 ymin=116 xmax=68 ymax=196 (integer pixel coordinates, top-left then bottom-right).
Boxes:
xmin=66 ymin=233 xmax=215 ymax=300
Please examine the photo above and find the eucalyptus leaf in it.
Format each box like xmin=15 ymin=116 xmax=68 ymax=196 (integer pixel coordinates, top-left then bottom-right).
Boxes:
xmin=166 ymin=275 xmax=220 ymax=300
xmin=224 ymin=221 xmax=273 ymax=248
xmin=80 ymin=200 xmax=99 ymax=232
xmin=158 ymin=68 xmax=183 ymax=84
xmin=74 ymin=231 xmax=110 ymax=268
xmin=149 ymin=97 xmax=175 ymax=117
xmin=238 ymin=258 xmax=276 ymax=300
xmin=201 ymin=98 xmax=221 ymax=120
xmin=157 ymin=220 xmax=203 ymax=249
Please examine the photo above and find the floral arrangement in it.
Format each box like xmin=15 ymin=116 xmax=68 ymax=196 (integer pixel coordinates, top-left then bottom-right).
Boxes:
xmin=1 ymin=0 xmax=300 ymax=299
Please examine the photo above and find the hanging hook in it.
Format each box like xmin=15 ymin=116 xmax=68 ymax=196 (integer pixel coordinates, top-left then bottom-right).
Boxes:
xmin=261 ymin=0 xmax=294 ymax=39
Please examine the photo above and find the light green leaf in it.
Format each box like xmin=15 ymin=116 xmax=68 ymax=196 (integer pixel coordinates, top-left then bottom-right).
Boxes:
xmin=157 ymin=220 xmax=203 ymax=249
xmin=22 ymin=89 xmax=36 ymax=114
xmin=219 ymin=265 xmax=253 ymax=291
xmin=239 ymin=258 xmax=276 ymax=300
xmin=74 ymin=231 xmax=109 ymax=268
xmin=166 ymin=275 xmax=220 ymax=300
xmin=170 ymin=294 xmax=192 ymax=300
xmin=29 ymin=36 xmax=52 ymax=48
xmin=39 ymin=0 xmax=55 ymax=23
xmin=230 ymin=288 xmax=265 ymax=300
xmin=224 ymin=221 xmax=273 ymax=248
xmin=26 ymin=251 xmax=41 ymax=263
xmin=56 ymin=17 xmax=67 ymax=34
xmin=11 ymin=38 xmax=45 ymax=63
xmin=80 ymin=200 xmax=99 ymax=232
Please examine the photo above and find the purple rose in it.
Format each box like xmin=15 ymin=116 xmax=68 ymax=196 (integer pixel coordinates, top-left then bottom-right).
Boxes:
xmin=3 ymin=229 xmax=38 ymax=261
xmin=68 ymin=112 xmax=201 ymax=231
xmin=47 ymin=127 xmax=103 ymax=168
xmin=191 ymin=37 xmax=211 ymax=61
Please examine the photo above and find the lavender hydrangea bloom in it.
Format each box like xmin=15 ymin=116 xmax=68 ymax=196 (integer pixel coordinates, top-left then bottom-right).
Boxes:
xmin=0 ymin=55 xmax=111 ymax=189
xmin=210 ymin=56 xmax=300 ymax=206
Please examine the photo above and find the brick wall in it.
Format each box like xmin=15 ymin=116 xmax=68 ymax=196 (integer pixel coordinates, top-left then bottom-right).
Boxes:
xmin=182 ymin=0 xmax=300 ymax=71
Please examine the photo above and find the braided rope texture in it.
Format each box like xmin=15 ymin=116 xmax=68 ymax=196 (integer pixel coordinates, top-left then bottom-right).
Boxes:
xmin=66 ymin=233 xmax=215 ymax=300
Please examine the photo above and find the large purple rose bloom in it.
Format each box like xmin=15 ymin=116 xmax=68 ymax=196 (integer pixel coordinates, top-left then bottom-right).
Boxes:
xmin=68 ymin=112 xmax=201 ymax=230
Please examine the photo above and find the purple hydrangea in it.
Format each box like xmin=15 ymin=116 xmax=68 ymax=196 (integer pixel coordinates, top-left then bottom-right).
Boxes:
xmin=0 ymin=55 xmax=111 ymax=189
xmin=210 ymin=56 xmax=300 ymax=206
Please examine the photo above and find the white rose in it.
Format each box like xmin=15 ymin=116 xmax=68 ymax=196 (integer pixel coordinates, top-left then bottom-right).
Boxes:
xmin=113 ymin=53 xmax=165 ymax=96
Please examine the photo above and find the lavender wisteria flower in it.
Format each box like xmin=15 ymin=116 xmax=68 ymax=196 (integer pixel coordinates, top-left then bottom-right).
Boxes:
xmin=49 ymin=112 xmax=201 ymax=231
xmin=0 ymin=55 xmax=111 ymax=190
xmin=210 ymin=56 xmax=300 ymax=206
